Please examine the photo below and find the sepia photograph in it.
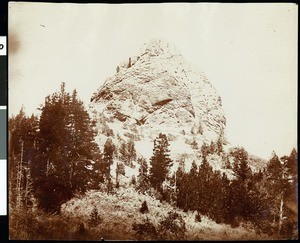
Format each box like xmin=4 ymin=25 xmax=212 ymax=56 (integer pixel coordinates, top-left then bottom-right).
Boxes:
xmin=8 ymin=2 xmax=298 ymax=240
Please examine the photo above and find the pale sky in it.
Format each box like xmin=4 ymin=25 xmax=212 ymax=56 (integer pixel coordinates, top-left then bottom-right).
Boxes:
xmin=8 ymin=2 xmax=298 ymax=159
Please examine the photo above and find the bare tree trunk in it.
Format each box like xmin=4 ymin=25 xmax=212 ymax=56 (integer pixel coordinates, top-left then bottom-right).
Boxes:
xmin=16 ymin=140 xmax=24 ymax=210
xmin=278 ymin=163 xmax=286 ymax=235
xmin=116 ymin=170 xmax=119 ymax=188
xmin=24 ymin=168 xmax=33 ymax=209
xmin=174 ymin=172 xmax=177 ymax=192
xmin=278 ymin=191 xmax=284 ymax=234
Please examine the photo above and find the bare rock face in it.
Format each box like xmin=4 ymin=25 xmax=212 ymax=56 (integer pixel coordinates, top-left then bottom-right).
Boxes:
xmin=90 ymin=39 xmax=227 ymax=149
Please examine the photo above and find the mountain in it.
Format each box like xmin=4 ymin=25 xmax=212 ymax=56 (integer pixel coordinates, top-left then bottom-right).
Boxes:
xmin=89 ymin=39 xmax=227 ymax=165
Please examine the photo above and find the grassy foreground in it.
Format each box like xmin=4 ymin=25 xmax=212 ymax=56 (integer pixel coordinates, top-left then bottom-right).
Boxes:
xmin=10 ymin=187 xmax=274 ymax=240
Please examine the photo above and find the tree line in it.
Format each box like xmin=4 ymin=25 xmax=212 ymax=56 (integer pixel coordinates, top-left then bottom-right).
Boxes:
xmin=135 ymin=133 xmax=298 ymax=238
xmin=9 ymin=82 xmax=298 ymax=239
xmin=10 ymin=83 xmax=114 ymax=213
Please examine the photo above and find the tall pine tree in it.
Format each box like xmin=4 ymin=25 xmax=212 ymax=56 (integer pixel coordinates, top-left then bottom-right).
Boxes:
xmin=149 ymin=133 xmax=173 ymax=192
xmin=34 ymin=82 xmax=101 ymax=212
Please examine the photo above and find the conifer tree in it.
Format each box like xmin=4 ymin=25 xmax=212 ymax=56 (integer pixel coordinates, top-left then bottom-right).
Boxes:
xmin=34 ymin=82 xmax=101 ymax=212
xmin=116 ymin=162 xmax=125 ymax=187
xmin=127 ymin=139 xmax=137 ymax=166
xmin=89 ymin=206 xmax=102 ymax=227
xmin=229 ymin=147 xmax=253 ymax=222
xmin=186 ymin=161 xmax=198 ymax=211
xmin=197 ymin=156 xmax=213 ymax=215
xmin=174 ymin=158 xmax=187 ymax=209
xmin=201 ymin=142 xmax=209 ymax=158
xmin=280 ymin=149 xmax=298 ymax=238
xmin=149 ymin=133 xmax=173 ymax=192
xmin=9 ymin=108 xmax=39 ymax=211
xmin=103 ymin=138 xmax=115 ymax=184
xmin=136 ymin=157 xmax=150 ymax=192
xmin=265 ymin=152 xmax=287 ymax=234
xmin=231 ymin=147 xmax=251 ymax=183
xmin=119 ymin=141 xmax=127 ymax=163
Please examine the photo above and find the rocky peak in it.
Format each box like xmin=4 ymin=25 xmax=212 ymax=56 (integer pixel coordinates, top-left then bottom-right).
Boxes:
xmin=90 ymin=39 xmax=227 ymax=160
xmin=139 ymin=38 xmax=180 ymax=57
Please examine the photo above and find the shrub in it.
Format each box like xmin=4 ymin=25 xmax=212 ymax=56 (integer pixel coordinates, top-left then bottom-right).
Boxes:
xmin=139 ymin=200 xmax=149 ymax=214
xmin=89 ymin=207 xmax=102 ymax=227
xmin=158 ymin=211 xmax=186 ymax=240
xmin=76 ymin=222 xmax=86 ymax=239
xmin=130 ymin=175 xmax=136 ymax=186
xmin=195 ymin=212 xmax=202 ymax=222
xmin=132 ymin=218 xmax=157 ymax=240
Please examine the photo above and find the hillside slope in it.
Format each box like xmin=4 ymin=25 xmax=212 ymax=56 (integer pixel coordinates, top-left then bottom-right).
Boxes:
xmin=61 ymin=188 xmax=271 ymax=240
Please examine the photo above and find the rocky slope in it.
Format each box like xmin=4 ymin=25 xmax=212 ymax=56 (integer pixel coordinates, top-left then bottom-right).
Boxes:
xmin=89 ymin=39 xmax=227 ymax=162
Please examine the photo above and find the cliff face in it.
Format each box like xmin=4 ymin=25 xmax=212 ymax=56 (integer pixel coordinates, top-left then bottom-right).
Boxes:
xmin=90 ymin=39 xmax=227 ymax=161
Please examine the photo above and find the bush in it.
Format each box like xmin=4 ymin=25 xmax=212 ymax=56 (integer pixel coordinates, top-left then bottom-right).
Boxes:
xmin=139 ymin=201 xmax=149 ymax=214
xmin=195 ymin=212 xmax=202 ymax=222
xmin=34 ymin=177 xmax=73 ymax=213
xmin=158 ymin=211 xmax=186 ymax=240
xmin=10 ymin=208 xmax=86 ymax=240
xmin=77 ymin=222 xmax=86 ymax=235
xmin=132 ymin=218 xmax=157 ymax=240
xmin=130 ymin=175 xmax=136 ymax=186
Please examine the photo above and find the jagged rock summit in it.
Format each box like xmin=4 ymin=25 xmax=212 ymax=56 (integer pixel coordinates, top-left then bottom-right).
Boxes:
xmin=90 ymin=39 xmax=227 ymax=157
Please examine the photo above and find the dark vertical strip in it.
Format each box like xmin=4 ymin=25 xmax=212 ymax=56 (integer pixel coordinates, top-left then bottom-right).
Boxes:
xmin=0 ymin=56 xmax=7 ymax=106
xmin=0 ymin=216 xmax=8 ymax=242
xmin=0 ymin=0 xmax=7 ymax=36
xmin=0 ymin=2 xmax=8 ymax=240
xmin=0 ymin=110 xmax=6 ymax=159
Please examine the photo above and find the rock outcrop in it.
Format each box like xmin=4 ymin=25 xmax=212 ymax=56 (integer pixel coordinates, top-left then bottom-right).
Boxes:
xmin=90 ymin=39 xmax=227 ymax=160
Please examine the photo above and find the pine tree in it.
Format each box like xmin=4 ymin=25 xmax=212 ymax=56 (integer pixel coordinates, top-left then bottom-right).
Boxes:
xmin=201 ymin=142 xmax=209 ymax=158
xmin=191 ymin=139 xmax=198 ymax=150
xmin=231 ymin=147 xmax=251 ymax=183
xmin=175 ymin=161 xmax=187 ymax=210
xmin=119 ymin=141 xmax=128 ymax=163
xmin=128 ymin=57 xmax=132 ymax=68
xmin=119 ymin=139 xmax=137 ymax=167
xmin=209 ymin=141 xmax=216 ymax=154
xmin=186 ymin=161 xmax=198 ymax=211
xmin=149 ymin=133 xmax=173 ymax=192
xmin=216 ymin=136 xmax=223 ymax=155
xmin=265 ymin=152 xmax=288 ymax=235
xmin=89 ymin=207 xmax=102 ymax=227
xmin=208 ymin=171 xmax=230 ymax=223
xmin=127 ymin=139 xmax=137 ymax=167
xmin=8 ymin=108 xmax=39 ymax=211
xmin=103 ymin=138 xmax=115 ymax=188
xmin=116 ymin=162 xmax=125 ymax=187
xmin=285 ymin=148 xmax=297 ymax=180
xmin=136 ymin=157 xmax=150 ymax=193
xmin=34 ymin=82 xmax=101 ymax=212
xmin=229 ymin=147 xmax=253 ymax=222
xmin=280 ymin=149 xmax=298 ymax=238
xmin=197 ymin=156 xmax=213 ymax=215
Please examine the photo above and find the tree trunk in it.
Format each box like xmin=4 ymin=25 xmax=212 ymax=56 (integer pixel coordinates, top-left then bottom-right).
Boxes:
xmin=116 ymin=171 xmax=119 ymax=188
xmin=16 ymin=140 xmax=24 ymax=210
xmin=278 ymin=192 xmax=284 ymax=234
xmin=24 ymin=168 xmax=32 ymax=209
